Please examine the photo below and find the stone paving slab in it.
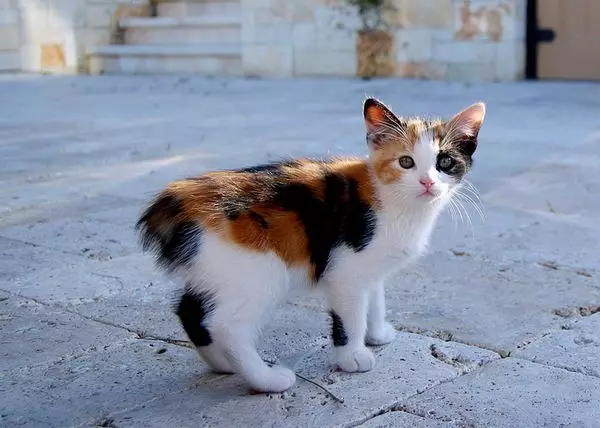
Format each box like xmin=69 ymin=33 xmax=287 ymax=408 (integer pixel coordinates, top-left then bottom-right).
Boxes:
xmin=1 ymin=340 xmax=203 ymax=428
xmin=513 ymin=313 xmax=600 ymax=378
xmin=401 ymin=358 xmax=600 ymax=427
xmin=0 ymin=291 xmax=133 ymax=371
xmin=107 ymin=333 xmax=498 ymax=428
xmin=358 ymin=411 xmax=458 ymax=428
xmin=0 ymin=217 xmax=138 ymax=259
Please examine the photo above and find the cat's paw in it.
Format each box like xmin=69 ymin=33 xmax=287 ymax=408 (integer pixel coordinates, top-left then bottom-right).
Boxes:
xmin=336 ymin=346 xmax=375 ymax=372
xmin=366 ymin=322 xmax=396 ymax=346
xmin=249 ymin=365 xmax=296 ymax=393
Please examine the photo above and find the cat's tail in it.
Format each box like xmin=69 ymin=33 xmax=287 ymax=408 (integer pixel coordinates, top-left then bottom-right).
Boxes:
xmin=135 ymin=191 xmax=202 ymax=273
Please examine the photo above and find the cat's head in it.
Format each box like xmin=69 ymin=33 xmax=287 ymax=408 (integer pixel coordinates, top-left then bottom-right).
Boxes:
xmin=363 ymin=97 xmax=485 ymax=208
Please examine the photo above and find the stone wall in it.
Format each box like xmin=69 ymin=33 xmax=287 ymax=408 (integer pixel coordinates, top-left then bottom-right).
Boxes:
xmin=1 ymin=0 xmax=526 ymax=82
xmin=0 ymin=0 xmax=149 ymax=73
xmin=242 ymin=0 xmax=526 ymax=81
xmin=0 ymin=0 xmax=20 ymax=71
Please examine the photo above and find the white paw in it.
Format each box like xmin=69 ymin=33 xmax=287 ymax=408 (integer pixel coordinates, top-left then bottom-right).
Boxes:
xmin=366 ymin=322 xmax=396 ymax=346
xmin=336 ymin=346 xmax=375 ymax=372
xmin=249 ymin=365 xmax=296 ymax=393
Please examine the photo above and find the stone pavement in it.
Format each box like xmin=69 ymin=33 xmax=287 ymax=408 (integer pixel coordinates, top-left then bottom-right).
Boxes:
xmin=1 ymin=74 xmax=599 ymax=428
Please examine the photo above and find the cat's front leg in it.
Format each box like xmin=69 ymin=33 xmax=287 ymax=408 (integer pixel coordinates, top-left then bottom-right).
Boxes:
xmin=327 ymin=284 xmax=375 ymax=372
xmin=366 ymin=283 xmax=396 ymax=346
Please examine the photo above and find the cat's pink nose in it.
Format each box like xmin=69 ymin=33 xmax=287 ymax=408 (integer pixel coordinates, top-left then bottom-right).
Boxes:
xmin=419 ymin=178 xmax=434 ymax=190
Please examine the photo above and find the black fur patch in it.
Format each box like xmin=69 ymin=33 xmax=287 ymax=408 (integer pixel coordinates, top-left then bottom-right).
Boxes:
xmin=275 ymin=172 xmax=376 ymax=281
xmin=234 ymin=160 xmax=299 ymax=175
xmin=175 ymin=289 xmax=215 ymax=347
xmin=249 ymin=210 xmax=269 ymax=229
xmin=330 ymin=310 xmax=348 ymax=347
xmin=136 ymin=194 xmax=202 ymax=272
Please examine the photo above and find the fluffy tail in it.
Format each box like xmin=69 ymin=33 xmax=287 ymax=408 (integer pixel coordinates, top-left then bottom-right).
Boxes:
xmin=135 ymin=192 xmax=202 ymax=272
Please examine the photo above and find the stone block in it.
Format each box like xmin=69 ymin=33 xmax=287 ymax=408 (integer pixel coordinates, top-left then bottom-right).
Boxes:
xmin=360 ymin=411 xmax=458 ymax=427
xmin=395 ymin=61 xmax=447 ymax=80
xmin=243 ymin=44 xmax=293 ymax=77
xmin=0 ymin=50 xmax=19 ymax=70
xmin=454 ymin=0 xmax=522 ymax=42
xmin=433 ymin=40 xmax=497 ymax=63
xmin=0 ymin=8 xmax=17 ymax=23
xmin=294 ymin=48 xmax=356 ymax=76
xmin=19 ymin=5 xmax=49 ymax=44
xmin=401 ymin=0 xmax=453 ymax=28
xmin=394 ymin=28 xmax=434 ymax=62
xmin=381 ymin=249 xmax=600 ymax=355
xmin=2 ymin=340 xmax=204 ymax=427
xmin=292 ymin=22 xmax=317 ymax=49
xmin=314 ymin=5 xmax=359 ymax=50
xmin=19 ymin=43 xmax=40 ymax=71
xmin=41 ymin=43 xmax=66 ymax=68
xmin=495 ymin=40 xmax=525 ymax=80
xmin=402 ymin=358 xmax=600 ymax=427
xmin=86 ymin=4 xmax=114 ymax=29
xmin=242 ymin=21 xmax=292 ymax=45
xmin=0 ymin=217 xmax=138 ymax=259
xmin=446 ymin=61 xmax=496 ymax=82
xmin=514 ymin=314 xmax=600 ymax=378
xmin=47 ymin=0 xmax=86 ymax=29
xmin=0 ymin=292 xmax=133 ymax=371
xmin=268 ymin=0 xmax=314 ymax=22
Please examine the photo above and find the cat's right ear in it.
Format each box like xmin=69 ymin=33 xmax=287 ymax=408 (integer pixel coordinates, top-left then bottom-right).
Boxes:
xmin=363 ymin=98 xmax=402 ymax=148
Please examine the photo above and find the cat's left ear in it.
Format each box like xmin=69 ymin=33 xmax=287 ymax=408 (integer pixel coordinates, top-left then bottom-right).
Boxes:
xmin=363 ymin=97 xmax=402 ymax=148
xmin=446 ymin=102 xmax=486 ymax=155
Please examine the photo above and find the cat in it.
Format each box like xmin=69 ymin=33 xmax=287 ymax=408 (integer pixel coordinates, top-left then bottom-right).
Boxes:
xmin=136 ymin=97 xmax=486 ymax=393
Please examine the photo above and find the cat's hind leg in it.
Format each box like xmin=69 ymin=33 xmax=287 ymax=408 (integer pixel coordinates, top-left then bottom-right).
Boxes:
xmin=183 ymin=233 xmax=296 ymax=393
xmin=175 ymin=289 xmax=234 ymax=374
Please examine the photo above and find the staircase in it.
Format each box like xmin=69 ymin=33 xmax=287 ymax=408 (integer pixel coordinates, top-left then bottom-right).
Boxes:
xmin=89 ymin=1 xmax=242 ymax=75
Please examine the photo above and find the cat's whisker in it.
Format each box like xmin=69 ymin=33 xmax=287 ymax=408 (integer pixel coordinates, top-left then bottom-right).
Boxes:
xmin=454 ymin=191 xmax=485 ymax=221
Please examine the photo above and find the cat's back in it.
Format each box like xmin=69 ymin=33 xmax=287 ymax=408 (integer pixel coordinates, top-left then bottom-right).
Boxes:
xmin=136 ymin=158 xmax=377 ymax=279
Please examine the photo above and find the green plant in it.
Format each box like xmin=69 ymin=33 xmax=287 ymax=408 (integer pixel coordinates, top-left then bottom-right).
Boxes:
xmin=345 ymin=0 xmax=387 ymax=30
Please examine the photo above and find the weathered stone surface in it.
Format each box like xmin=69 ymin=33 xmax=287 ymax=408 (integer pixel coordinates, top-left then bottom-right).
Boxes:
xmin=359 ymin=411 xmax=458 ymax=427
xmin=0 ymin=22 xmax=19 ymax=50
xmin=0 ymin=291 xmax=132 ymax=371
xmin=402 ymin=358 xmax=600 ymax=427
xmin=109 ymin=333 xmax=498 ymax=427
xmin=1 ymin=75 xmax=600 ymax=427
xmin=394 ymin=28 xmax=434 ymax=62
xmin=383 ymin=250 xmax=600 ymax=355
xmin=0 ymin=217 xmax=138 ymax=259
xmin=514 ymin=314 xmax=600 ymax=378
xmin=1 ymin=340 xmax=204 ymax=428
xmin=401 ymin=0 xmax=453 ymax=28
xmin=243 ymin=44 xmax=293 ymax=76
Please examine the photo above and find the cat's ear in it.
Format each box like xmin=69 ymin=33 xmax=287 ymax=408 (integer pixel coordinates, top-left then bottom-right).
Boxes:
xmin=447 ymin=102 xmax=486 ymax=139
xmin=446 ymin=102 xmax=486 ymax=156
xmin=363 ymin=98 xmax=403 ymax=148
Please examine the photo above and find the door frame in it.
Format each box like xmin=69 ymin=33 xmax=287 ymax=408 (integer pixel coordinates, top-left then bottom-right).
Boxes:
xmin=525 ymin=0 xmax=537 ymax=79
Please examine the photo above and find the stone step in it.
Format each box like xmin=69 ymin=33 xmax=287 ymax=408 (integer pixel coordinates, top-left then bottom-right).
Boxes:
xmin=156 ymin=1 xmax=240 ymax=18
xmin=121 ymin=17 xmax=241 ymax=45
xmin=88 ymin=44 xmax=242 ymax=76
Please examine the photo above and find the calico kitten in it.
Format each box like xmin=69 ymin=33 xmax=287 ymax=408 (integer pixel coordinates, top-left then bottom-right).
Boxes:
xmin=136 ymin=98 xmax=486 ymax=393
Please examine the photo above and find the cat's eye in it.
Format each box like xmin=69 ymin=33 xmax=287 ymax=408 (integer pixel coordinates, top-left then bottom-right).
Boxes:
xmin=437 ymin=155 xmax=454 ymax=171
xmin=398 ymin=156 xmax=415 ymax=169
